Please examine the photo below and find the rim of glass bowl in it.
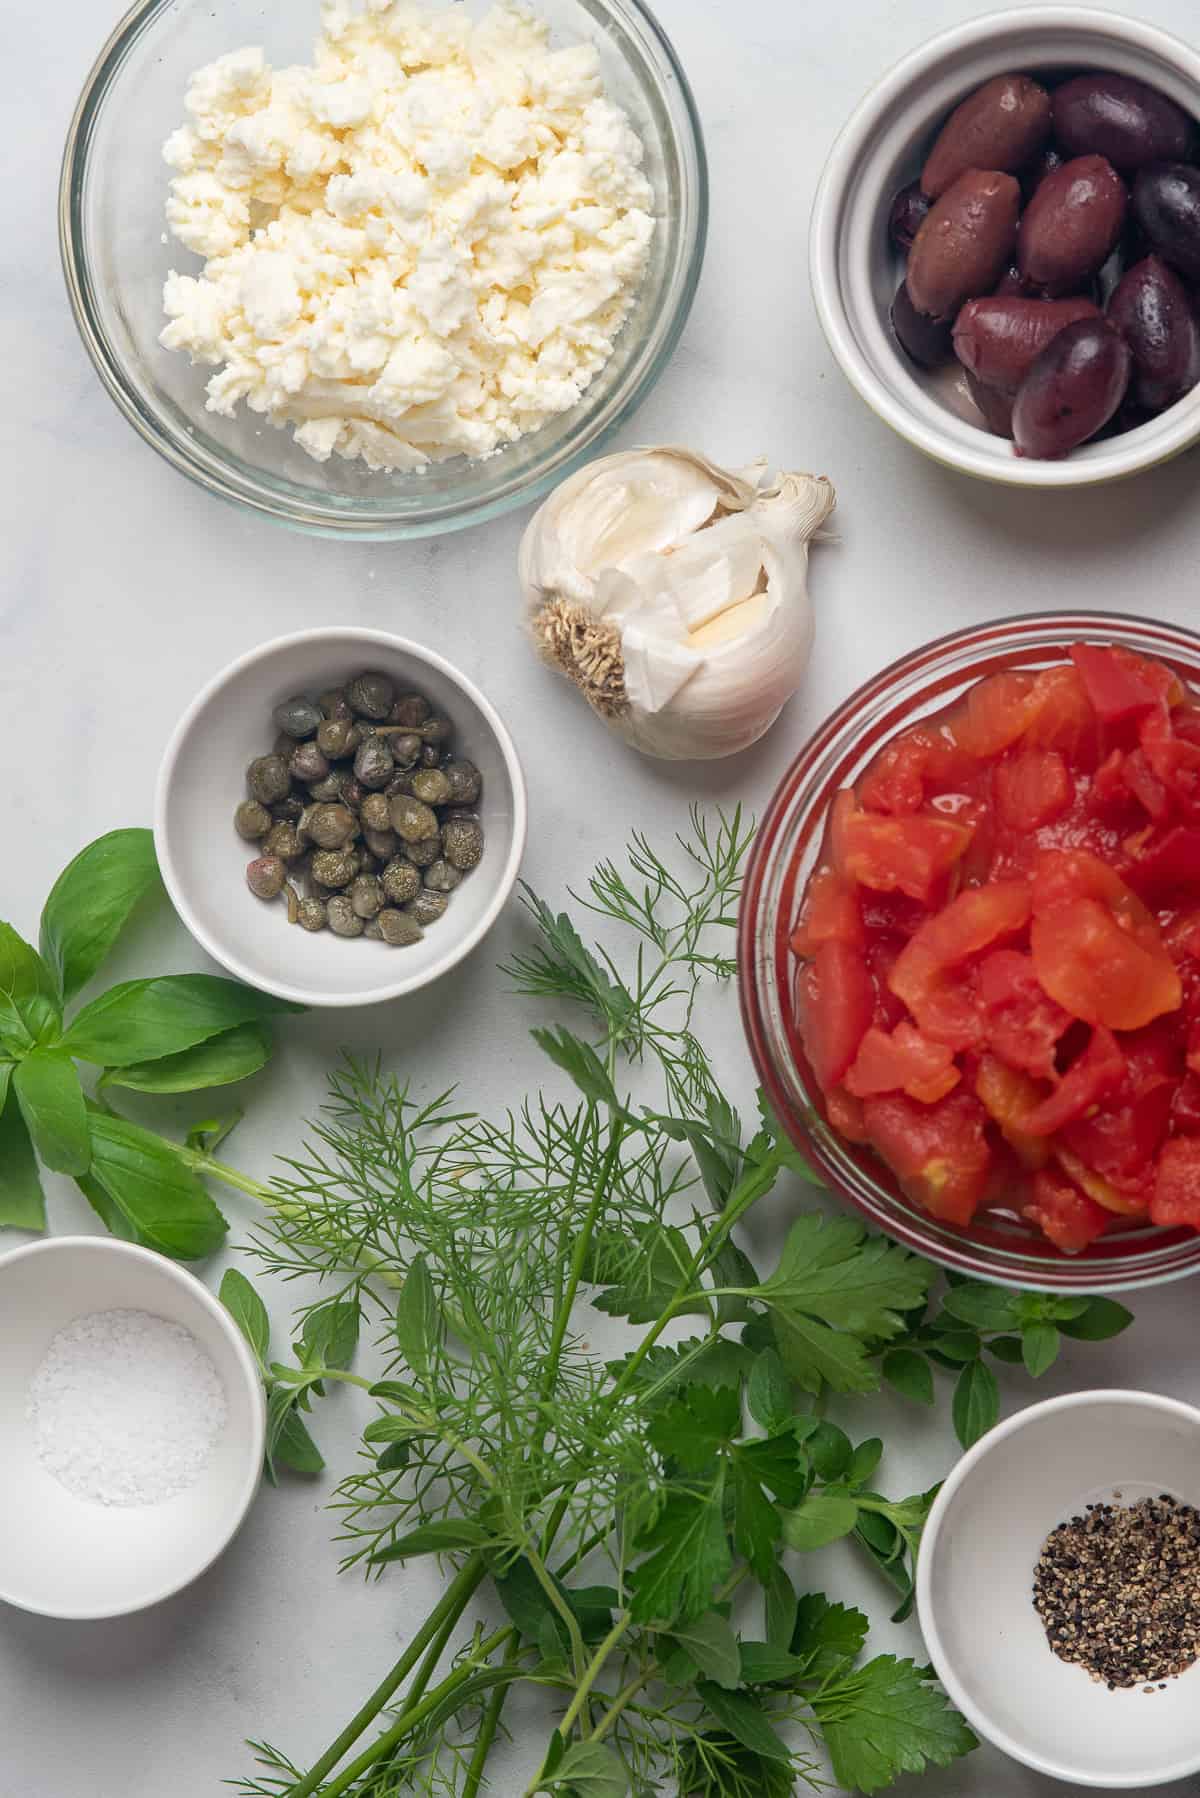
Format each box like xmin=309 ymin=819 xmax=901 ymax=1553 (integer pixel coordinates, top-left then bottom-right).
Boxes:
xmin=58 ymin=0 xmax=709 ymax=541
xmin=739 ymin=610 xmax=1200 ymax=1294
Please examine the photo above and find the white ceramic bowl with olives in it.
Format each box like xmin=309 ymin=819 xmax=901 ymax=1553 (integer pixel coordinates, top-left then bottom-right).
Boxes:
xmin=156 ymin=630 xmax=527 ymax=1008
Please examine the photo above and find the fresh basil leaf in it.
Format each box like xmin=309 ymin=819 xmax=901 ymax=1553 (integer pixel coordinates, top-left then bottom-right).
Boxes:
xmin=102 ymin=1022 xmax=272 ymax=1094
xmin=882 ymin=1349 xmax=935 ymax=1406
xmin=987 ymin=1334 xmax=1025 ymax=1365
xmin=541 ymin=1740 xmax=627 ymax=1798
xmin=780 ymin=1489 xmax=860 ymax=1551
xmin=362 ymin=1414 xmax=427 ymax=1445
xmin=1059 ymin=1297 xmax=1134 ymax=1341
xmin=76 ymin=1172 xmax=141 ymax=1243
xmin=667 ymin=1612 xmax=742 ymax=1690
xmin=395 ymin=1255 xmax=441 ymax=1378
xmin=848 ymin=1437 xmax=884 ymax=1487
xmin=0 ymin=925 xmax=61 ymax=1046
xmin=941 ymin=1283 xmax=1022 ymax=1332
xmin=86 ymin=1111 xmax=228 ymax=1259
xmin=39 ymin=830 xmax=161 ymax=1002
xmin=952 ymin=1358 xmax=1000 ymax=1450
xmin=1021 ymin=1321 xmax=1061 ymax=1379
xmin=220 ymin=1268 xmax=271 ymax=1369
xmin=376 ymin=1441 xmax=410 ymax=1473
xmin=301 ymin=1299 xmax=359 ymax=1371
xmin=13 ymin=1050 xmax=90 ymax=1176
xmin=369 ymin=1519 xmax=494 ymax=1563
xmin=274 ymin=1408 xmax=325 ymax=1476
xmin=61 ymin=975 xmax=301 ymax=1068
xmin=807 ymin=1420 xmax=853 ymax=1482
xmin=747 ymin=1348 xmax=792 ymax=1434
xmin=697 ymin=1684 xmax=792 ymax=1764
xmin=0 ymin=1085 xmax=46 ymax=1229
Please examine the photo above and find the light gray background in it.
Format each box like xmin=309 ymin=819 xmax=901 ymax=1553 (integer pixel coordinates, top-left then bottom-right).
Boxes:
xmin=5 ymin=0 xmax=1200 ymax=1794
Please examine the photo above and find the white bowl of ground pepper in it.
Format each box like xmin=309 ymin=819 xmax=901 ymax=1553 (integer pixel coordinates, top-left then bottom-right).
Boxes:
xmin=917 ymin=1390 xmax=1200 ymax=1787
xmin=0 ymin=1237 xmax=265 ymax=1620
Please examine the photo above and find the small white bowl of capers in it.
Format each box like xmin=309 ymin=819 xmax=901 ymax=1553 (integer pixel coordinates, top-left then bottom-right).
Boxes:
xmin=156 ymin=629 xmax=527 ymax=1008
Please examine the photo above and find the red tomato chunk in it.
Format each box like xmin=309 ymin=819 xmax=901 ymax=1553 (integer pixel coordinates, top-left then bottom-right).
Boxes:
xmin=791 ymin=643 xmax=1200 ymax=1253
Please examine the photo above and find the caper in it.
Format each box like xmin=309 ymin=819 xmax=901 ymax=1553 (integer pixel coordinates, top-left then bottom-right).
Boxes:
xmin=411 ymin=768 xmax=452 ymax=805
xmin=311 ymin=849 xmax=358 ymax=889
xmin=273 ymin=732 xmax=297 ymax=760
xmin=377 ymin=908 xmax=423 ymax=947
xmin=423 ymin=858 xmax=462 ymax=893
xmin=290 ymin=741 xmax=330 ymax=784
xmin=308 ymin=802 xmax=358 ymax=850
xmin=363 ymin=918 xmax=384 ymax=940
xmin=442 ymin=817 xmax=484 ymax=872
xmin=265 ymin=821 xmax=304 ymax=864
xmin=381 ymin=858 xmax=421 ymax=905
xmin=341 ymin=778 xmax=366 ymax=811
xmin=405 ymin=890 xmax=449 ymax=928
xmin=350 ymin=874 xmax=385 ymax=919
xmin=360 ymin=792 xmax=391 ymax=833
xmin=247 ymin=754 xmax=292 ymax=805
xmin=406 ymin=835 xmax=440 ymax=869
xmin=318 ymin=687 xmax=352 ymax=722
xmin=354 ymin=735 xmax=394 ymax=790
xmin=308 ymin=769 xmax=349 ymax=803
xmin=390 ymin=732 xmax=423 ymax=768
xmin=389 ymin=693 xmax=430 ymax=728
xmin=364 ymin=827 xmax=400 ymax=860
xmin=420 ymin=716 xmax=452 ymax=746
xmin=273 ymin=694 xmax=323 ymax=740
xmin=235 ymin=799 xmax=272 ymax=841
xmin=327 ymin=895 xmax=365 ymax=938
xmin=390 ymin=796 xmax=440 ymax=843
xmin=420 ymin=744 xmax=442 ymax=768
xmin=444 ymin=760 xmax=482 ymax=805
xmin=386 ymin=771 xmax=416 ymax=800
xmin=297 ymin=896 xmax=328 ymax=932
xmin=317 ymin=719 xmax=361 ymax=761
xmin=347 ymin=672 xmax=394 ymax=720
xmin=247 ymin=856 xmax=287 ymax=900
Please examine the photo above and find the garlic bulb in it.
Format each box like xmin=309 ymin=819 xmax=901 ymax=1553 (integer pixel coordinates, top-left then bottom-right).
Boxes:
xmin=519 ymin=448 xmax=835 ymax=760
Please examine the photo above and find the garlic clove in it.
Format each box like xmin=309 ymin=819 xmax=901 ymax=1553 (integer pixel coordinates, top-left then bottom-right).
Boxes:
xmin=622 ymin=625 xmax=702 ymax=714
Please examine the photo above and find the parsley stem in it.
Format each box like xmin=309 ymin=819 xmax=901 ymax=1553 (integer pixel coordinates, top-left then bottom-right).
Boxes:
xmin=463 ymin=1637 xmax=523 ymax=1798
xmin=284 ymin=1554 xmax=485 ymax=1798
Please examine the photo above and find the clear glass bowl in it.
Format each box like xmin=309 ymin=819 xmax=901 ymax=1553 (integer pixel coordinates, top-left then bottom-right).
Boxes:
xmin=60 ymin=0 xmax=707 ymax=540
xmin=739 ymin=611 xmax=1200 ymax=1293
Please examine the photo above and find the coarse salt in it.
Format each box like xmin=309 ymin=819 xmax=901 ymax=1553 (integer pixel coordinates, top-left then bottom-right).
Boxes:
xmin=27 ymin=1309 xmax=227 ymax=1508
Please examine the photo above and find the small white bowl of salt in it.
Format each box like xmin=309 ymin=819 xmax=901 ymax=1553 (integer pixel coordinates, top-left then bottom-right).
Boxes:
xmin=0 ymin=1236 xmax=265 ymax=1618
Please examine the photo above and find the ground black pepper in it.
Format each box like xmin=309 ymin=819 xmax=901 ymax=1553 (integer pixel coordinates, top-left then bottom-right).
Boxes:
xmin=1033 ymin=1495 xmax=1200 ymax=1690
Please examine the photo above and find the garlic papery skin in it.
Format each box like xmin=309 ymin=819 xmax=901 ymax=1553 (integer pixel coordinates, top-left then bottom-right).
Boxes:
xmin=519 ymin=448 xmax=835 ymax=760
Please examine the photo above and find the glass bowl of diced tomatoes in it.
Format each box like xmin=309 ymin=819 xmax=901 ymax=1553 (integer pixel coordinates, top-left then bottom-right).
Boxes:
xmin=740 ymin=611 xmax=1200 ymax=1292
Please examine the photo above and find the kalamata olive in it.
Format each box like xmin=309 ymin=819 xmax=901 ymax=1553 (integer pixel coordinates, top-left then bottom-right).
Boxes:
xmin=921 ymin=74 xmax=1052 ymax=198
xmin=1054 ymin=73 xmax=1195 ymax=172
xmin=953 ymin=296 xmax=1102 ymax=392
xmin=1107 ymin=254 xmax=1200 ymax=413
xmin=1132 ymin=164 xmax=1200 ymax=281
xmin=888 ymin=181 xmax=931 ymax=253
xmin=891 ymin=281 xmax=954 ymax=367
xmin=1013 ymin=317 xmax=1132 ymax=458
xmin=1017 ymin=155 xmax=1127 ymax=293
xmin=965 ymin=370 xmax=1015 ymax=438
xmin=907 ymin=170 xmax=1022 ymax=320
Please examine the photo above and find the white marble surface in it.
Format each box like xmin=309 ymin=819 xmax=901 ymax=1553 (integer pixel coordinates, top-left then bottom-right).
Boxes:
xmin=7 ymin=0 xmax=1200 ymax=1793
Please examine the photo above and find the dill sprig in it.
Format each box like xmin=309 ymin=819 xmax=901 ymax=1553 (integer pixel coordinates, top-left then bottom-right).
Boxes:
xmin=216 ymin=810 xmax=1129 ymax=1798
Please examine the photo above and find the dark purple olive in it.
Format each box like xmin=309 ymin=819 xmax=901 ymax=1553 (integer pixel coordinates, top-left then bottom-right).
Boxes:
xmin=1107 ymin=254 xmax=1200 ymax=413
xmin=1017 ymin=155 xmax=1128 ymax=294
xmin=891 ymin=280 xmax=954 ymax=367
xmin=1054 ymin=73 xmax=1195 ymax=172
xmin=965 ymin=370 xmax=1015 ymax=438
xmin=921 ymin=74 xmax=1052 ymax=198
xmin=907 ymin=170 xmax=1022 ymax=320
xmin=888 ymin=181 xmax=931 ymax=253
xmin=953 ymin=296 xmax=1101 ymax=392
xmin=1132 ymin=164 xmax=1200 ymax=281
xmin=1013 ymin=317 xmax=1132 ymax=458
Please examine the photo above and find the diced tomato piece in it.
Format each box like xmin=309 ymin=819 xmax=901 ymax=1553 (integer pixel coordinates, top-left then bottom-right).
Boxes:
xmin=1091 ymin=749 xmax=1128 ymax=810
xmin=978 ymin=949 xmax=1071 ymax=1078
xmin=994 ymin=749 xmax=1072 ymax=834
xmin=1125 ymin=827 xmax=1200 ymax=902
xmin=861 ymin=1090 xmax=992 ymax=1226
xmin=840 ymin=812 xmax=973 ymax=905
xmin=1025 ymin=663 xmax=1102 ymax=768
xmin=890 ymin=882 xmax=1032 ymax=1050
xmin=1139 ymin=709 xmax=1200 ymax=810
xmin=1151 ymin=1137 xmax=1200 ymax=1229
xmin=1022 ymin=1026 xmax=1125 ymax=1136
xmin=795 ymin=941 xmax=874 ymax=1092
xmin=955 ymin=671 xmax=1041 ymax=759
xmin=844 ymin=1022 xmax=960 ymax=1105
xmin=858 ymin=721 xmax=977 ymax=815
xmin=1053 ymin=1146 xmax=1149 ymax=1215
xmin=860 ymin=894 xmax=931 ymax=939
xmin=1121 ymin=748 xmax=1171 ymax=821
xmin=1023 ymin=1169 xmax=1111 ymax=1251
xmin=1031 ymin=850 xmax=1182 ymax=1031
xmin=866 ymin=938 xmax=909 ymax=1031
xmin=1061 ymin=1021 xmax=1178 ymax=1192
xmin=825 ymin=1087 xmax=868 ymax=1143
xmin=828 ymin=789 xmax=858 ymax=876
xmin=791 ymin=868 xmax=863 ymax=955
xmin=1069 ymin=644 xmax=1178 ymax=725
xmin=975 ymin=1054 xmax=1050 ymax=1169
xmin=1172 ymin=1071 xmax=1200 ymax=1133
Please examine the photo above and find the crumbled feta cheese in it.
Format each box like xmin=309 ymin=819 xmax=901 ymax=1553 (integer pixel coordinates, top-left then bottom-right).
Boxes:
xmin=159 ymin=0 xmax=655 ymax=472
